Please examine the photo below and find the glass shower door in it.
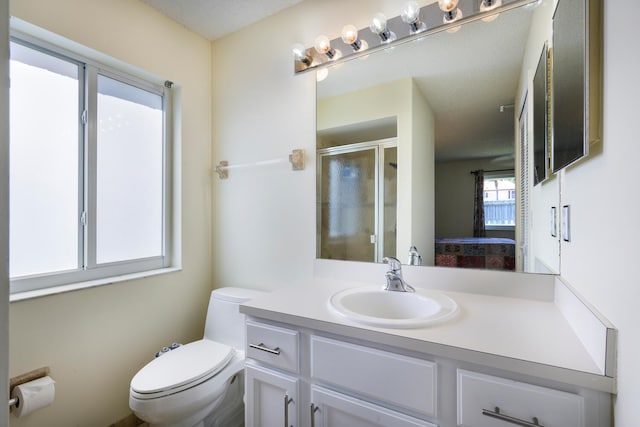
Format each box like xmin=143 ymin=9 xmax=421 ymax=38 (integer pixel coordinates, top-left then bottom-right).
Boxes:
xmin=318 ymin=148 xmax=377 ymax=262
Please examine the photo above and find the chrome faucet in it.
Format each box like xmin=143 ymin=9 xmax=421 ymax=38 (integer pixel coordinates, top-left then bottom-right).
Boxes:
xmin=383 ymin=257 xmax=415 ymax=292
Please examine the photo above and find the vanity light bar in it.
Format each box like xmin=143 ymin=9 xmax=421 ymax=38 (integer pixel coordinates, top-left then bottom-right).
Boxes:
xmin=293 ymin=0 xmax=537 ymax=74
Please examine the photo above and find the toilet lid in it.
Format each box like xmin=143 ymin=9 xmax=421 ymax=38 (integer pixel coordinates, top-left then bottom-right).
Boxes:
xmin=131 ymin=340 xmax=234 ymax=395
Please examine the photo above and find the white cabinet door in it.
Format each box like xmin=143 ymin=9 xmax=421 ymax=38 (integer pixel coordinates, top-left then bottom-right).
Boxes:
xmin=310 ymin=386 xmax=437 ymax=427
xmin=245 ymin=364 xmax=298 ymax=427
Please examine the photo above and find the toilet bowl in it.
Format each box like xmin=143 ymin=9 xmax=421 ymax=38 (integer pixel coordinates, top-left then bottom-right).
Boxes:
xmin=129 ymin=287 xmax=266 ymax=427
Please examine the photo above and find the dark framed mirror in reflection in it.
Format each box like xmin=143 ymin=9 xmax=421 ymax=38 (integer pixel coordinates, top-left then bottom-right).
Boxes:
xmin=314 ymin=0 xmax=590 ymax=275
xmin=533 ymin=42 xmax=549 ymax=187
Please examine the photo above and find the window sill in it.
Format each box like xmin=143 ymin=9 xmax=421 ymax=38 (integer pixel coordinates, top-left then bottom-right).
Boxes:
xmin=9 ymin=267 xmax=181 ymax=303
xmin=485 ymin=225 xmax=515 ymax=231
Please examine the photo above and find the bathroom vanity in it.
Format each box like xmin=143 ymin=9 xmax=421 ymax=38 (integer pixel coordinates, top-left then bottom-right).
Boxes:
xmin=240 ymin=274 xmax=614 ymax=427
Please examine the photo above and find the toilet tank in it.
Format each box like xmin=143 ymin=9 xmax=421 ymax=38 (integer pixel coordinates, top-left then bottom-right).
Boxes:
xmin=203 ymin=287 xmax=267 ymax=350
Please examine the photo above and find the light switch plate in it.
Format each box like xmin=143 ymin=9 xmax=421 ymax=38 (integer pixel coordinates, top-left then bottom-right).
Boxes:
xmin=562 ymin=205 xmax=570 ymax=242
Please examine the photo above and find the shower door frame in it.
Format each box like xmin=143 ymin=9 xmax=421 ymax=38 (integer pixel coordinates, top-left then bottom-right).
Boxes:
xmin=316 ymin=138 xmax=397 ymax=263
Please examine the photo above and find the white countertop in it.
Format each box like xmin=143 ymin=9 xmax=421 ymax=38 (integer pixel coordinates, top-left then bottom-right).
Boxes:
xmin=240 ymin=278 xmax=615 ymax=393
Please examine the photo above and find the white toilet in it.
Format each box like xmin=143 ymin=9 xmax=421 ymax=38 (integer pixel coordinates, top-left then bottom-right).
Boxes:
xmin=129 ymin=287 xmax=266 ymax=427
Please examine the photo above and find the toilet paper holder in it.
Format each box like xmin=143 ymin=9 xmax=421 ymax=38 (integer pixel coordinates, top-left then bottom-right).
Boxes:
xmin=8 ymin=397 xmax=18 ymax=408
xmin=7 ymin=366 xmax=51 ymax=408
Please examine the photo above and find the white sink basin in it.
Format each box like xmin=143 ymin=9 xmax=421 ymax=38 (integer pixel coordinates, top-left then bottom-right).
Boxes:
xmin=328 ymin=286 xmax=458 ymax=328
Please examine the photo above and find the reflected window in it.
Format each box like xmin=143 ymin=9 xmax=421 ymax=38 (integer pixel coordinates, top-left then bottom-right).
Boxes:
xmin=483 ymin=175 xmax=516 ymax=227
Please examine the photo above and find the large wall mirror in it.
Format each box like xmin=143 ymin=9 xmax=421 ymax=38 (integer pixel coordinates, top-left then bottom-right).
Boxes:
xmin=315 ymin=0 xmax=571 ymax=275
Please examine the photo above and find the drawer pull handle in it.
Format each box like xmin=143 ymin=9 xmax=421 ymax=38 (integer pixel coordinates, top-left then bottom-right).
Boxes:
xmin=283 ymin=394 xmax=293 ymax=427
xmin=310 ymin=403 xmax=319 ymax=427
xmin=249 ymin=342 xmax=281 ymax=355
xmin=482 ymin=407 xmax=543 ymax=427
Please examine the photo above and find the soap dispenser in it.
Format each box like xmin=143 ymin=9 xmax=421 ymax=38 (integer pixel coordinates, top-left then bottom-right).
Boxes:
xmin=408 ymin=246 xmax=423 ymax=266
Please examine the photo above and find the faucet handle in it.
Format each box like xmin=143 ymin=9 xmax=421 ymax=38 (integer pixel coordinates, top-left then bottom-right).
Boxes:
xmin=383 ymin=256 xmax=402 ymax=272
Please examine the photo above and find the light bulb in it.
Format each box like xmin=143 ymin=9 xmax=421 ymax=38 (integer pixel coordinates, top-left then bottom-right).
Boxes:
xmin=292 ymin=43 xmax=311 ymax=66
xmin=341 ymin=25 xmax=358 ymax=45
xmin=401 ymin=1 xmax=420 ymax=24
xmin=480 ymin=0 xmax=501 ymax=12
xmin=401 ymin=1 xmax=427 ymax=34
xmin=369 ymin=13 xmax=396 ymax=43
xmin=314 ymin=35 xmax=331 ymax=55
xmin=369 ymin=13 xmax=388 ymax=35
xmin=439 ymin=0 xmax=462 ymax=26
xmin=444 ymin=9 xmax=463 ymax=23
xmin=314 ymin=34 xmax=340 ymax=59
xmin=438 ymin=0 xmax=459 ymax=12
xmin=341 ymin=25 xmax=367 ymax=52
xmin=480 ymin=0 xmax=502 ymax=22
xmin=316 ymin=68 xmax=329 ymax=82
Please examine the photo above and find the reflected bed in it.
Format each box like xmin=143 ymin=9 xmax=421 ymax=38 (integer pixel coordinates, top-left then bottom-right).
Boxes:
xmin=435 ymin=238 xmax=516 ymax=271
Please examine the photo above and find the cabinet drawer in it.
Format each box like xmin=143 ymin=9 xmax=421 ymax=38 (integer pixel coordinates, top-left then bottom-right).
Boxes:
xmin=311 ymin=385 xmax=437 ymax=427
xmin=457 ymin=369 xmax=584 ymax=427
xmin=246 ymin=320 xmax=299 ymax=373
xmin=310 ymin=336 xmax=437 ymax=417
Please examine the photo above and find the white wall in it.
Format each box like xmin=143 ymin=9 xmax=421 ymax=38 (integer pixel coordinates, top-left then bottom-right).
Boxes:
xmin=212 ymin=0 xmax=640 ymax=423
xmin=8 ymin=1 xmax=213 ymax=425
xmin=558 ymin=1 xmax=640 ymax=424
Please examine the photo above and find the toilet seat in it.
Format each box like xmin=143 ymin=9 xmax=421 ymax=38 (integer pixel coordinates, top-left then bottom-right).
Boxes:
xmin=130 ymin=339 xmax=234 ymax=400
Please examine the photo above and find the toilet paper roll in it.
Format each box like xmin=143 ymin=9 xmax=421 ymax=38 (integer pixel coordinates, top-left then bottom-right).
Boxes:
xmin=10 ymin=376 xmax=56 ymax=418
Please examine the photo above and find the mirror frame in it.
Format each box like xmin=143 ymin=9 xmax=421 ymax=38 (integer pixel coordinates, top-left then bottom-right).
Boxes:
xmin=533 ymin=42 xmax=549 ymax=186
xmin=551 ymin=0 xmax=602 ymax=172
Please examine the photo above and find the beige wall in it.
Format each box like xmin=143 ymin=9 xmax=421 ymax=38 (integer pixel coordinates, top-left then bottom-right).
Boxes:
xmin=9 ymin=0 xmax=213 ymax=425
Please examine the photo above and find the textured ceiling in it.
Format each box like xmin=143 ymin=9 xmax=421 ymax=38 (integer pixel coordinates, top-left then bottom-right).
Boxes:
xmin=141 ymin=0 xmax=304 ymax=40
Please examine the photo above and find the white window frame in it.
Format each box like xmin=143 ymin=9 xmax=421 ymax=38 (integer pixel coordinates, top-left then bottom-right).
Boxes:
xmin=9 ymin=25 xmax=174 ymax=296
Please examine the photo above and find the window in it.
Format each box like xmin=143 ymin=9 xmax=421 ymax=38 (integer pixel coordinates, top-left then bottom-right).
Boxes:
xmin=9 ymin=36 xmax=172 ymax=294
xmin=483 ymin=175 xmax=516 ymax=228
